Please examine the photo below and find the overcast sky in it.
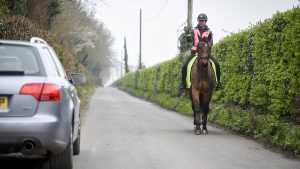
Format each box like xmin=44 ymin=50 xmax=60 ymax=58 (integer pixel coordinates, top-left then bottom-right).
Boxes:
xmin=87 ymin=0 xmax=299 ymax=83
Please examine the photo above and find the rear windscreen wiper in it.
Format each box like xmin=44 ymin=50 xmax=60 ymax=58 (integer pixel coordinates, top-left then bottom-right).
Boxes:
xmin=0 ymin=70 xmax=25 ymax=75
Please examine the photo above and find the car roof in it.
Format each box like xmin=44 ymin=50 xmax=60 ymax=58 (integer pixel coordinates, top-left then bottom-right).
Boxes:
xmin=0 ymin=38 xmax=49 ymax=48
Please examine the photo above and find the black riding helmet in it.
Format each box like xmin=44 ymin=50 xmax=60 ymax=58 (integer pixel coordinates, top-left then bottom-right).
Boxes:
xmin=197 ymin=13 xmax=208 ymax=21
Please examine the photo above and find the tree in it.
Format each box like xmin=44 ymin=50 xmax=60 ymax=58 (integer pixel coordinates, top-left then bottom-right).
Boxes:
xmin=51 ymin=0 xmax=114 ymax=85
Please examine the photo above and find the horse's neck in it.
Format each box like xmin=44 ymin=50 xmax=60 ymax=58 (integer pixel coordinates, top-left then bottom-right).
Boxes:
xmin=196 ymin=63 xmax=210 ymax=79
xmin=195 ymin=64 xmax=215 ymax=84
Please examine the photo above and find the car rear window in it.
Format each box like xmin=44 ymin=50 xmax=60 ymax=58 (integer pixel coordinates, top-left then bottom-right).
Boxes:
xmin=0 ymin=44 xmax=42 ymax=75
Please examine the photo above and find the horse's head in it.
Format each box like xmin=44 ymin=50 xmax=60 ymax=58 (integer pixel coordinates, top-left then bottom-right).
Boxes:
xmin=196 ymin=41 xmax=211 ymax=69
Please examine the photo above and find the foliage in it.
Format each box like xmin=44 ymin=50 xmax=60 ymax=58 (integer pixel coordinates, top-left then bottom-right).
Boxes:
xmin=117 ymin=7 xmax=300 ymax=156
xmin=212 ymin=7 xmax=300 ymax=122
xmin=0 ymin=0 xmax=28 ymax=16
xmin=0 ymin=16 xmax=56 ymax=45
xmin=178 ymin=25 xmax=193 ymax=54
xmin=208 ymin=103 xmax=300 ymax=156
xmin=51 ymin=0 xmax=114 ymax=85
xmin=27 ymin=0 xmax=60 ymax=29
xmin=0 ymin=0 xmax=60 ymax=29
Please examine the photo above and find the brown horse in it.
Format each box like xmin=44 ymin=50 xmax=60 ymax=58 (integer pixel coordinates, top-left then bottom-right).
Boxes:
xmin=189 ymin=41 xmax=215 ymax=135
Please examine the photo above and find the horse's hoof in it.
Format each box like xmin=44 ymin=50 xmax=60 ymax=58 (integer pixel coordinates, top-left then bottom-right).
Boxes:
xmin=194 ymin=129 xmax=201 ymax=135
xmin=202 ymin=129 xmax=208 ymax=134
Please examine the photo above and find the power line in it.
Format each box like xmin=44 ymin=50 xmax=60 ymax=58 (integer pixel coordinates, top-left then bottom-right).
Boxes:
xmin=145 ymin=0 xmax=168 ymax=21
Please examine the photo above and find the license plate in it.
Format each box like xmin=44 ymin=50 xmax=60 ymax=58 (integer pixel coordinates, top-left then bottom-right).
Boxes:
xmin=0 ymin=96 xmax=7 ymax=110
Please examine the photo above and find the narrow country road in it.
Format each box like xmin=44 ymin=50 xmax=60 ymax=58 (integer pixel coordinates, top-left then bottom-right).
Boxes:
xmin=73 ymin=87 xmax=300 ymax=169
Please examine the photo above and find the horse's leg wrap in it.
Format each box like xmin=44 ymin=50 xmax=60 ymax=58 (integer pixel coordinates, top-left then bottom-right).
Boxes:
xmin=202 ymin=107 xmax=209 ymax=131
xmin=194 ymin=104 xmax=200 ymax=112
xmin=194 ymin=104 xmax=201 ymax=127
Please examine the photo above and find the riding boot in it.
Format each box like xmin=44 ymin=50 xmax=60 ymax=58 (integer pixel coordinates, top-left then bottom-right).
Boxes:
xmin=215 ymin=67 xmax=222 ymax=90
xmin=216 ymin=81 xmax=223 ymax=90
xmin=179 ymin=82 xmax=186 ymax=89
xmin=179 ymin=73 xmax=187 ymax=90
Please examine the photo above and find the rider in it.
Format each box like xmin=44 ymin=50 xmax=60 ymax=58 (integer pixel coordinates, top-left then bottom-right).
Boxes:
xmin=179 ymin=13 xmax=222 ymax=90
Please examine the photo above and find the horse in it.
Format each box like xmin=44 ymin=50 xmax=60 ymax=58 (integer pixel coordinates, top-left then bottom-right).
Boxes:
xmin=189 ymin=41 xmax=215 ymax=135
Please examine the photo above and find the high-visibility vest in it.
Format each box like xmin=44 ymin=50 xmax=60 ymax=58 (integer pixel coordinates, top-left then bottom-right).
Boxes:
xmin=191 ymin=28 xmax=211 ymax=50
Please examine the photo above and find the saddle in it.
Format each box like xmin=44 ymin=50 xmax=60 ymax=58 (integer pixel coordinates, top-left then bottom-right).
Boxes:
xmin=186 ymin=56 xmax=217 ymax=88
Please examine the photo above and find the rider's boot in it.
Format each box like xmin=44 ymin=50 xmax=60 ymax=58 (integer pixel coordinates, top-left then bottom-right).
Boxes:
xmin=179 ymin=82 xmax=186 ymax=90
xmin=215 ymin=81 xmax=223 ymax=90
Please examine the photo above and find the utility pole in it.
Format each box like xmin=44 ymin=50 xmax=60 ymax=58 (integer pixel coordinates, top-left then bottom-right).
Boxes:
xmin=139 ymin=8 xmax=142 ymax=69
xmin=187 ymin=0 xmax=193 ymax=27
xmin=120 ymin=49 xmax=123 ymax=78
xmin=124 ymin=37 xmax=129 ymax=73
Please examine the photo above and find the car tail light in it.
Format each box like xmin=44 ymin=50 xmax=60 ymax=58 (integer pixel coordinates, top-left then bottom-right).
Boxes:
xmin=19 ymin=83 xmax=43 ymax=100
xmin=20 ymin=83 xmax=61 ymax=101
xmin=40 ymin=84 xmax=61 ymax=101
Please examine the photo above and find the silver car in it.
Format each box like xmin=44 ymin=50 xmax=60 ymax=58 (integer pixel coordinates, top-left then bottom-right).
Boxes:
xmin=0 ymin=37 xmax=85 ymax=169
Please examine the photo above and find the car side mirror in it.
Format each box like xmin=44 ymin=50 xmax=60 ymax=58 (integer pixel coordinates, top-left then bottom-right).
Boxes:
xmin=70 ymin=73 xmax=86 ymax=85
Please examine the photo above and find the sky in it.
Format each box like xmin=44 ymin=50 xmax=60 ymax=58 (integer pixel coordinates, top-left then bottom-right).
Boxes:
xmin=85 ymin=0 xmax=299 ymax=84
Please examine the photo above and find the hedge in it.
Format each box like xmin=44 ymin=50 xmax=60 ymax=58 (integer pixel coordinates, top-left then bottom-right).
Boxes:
xmin=118 ymin=7 xmax=300 ymax=156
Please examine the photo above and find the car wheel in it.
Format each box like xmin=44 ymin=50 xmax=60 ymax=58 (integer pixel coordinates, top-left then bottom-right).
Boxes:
xmin=49 ymin=136 xmax=73 ymax=169
xmin=73 ymin=125 xmax=80 ymax=155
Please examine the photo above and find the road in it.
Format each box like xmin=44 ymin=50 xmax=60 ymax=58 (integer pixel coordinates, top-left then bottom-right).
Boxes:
xmin=73 ymin=87 xmax=300 ymax=169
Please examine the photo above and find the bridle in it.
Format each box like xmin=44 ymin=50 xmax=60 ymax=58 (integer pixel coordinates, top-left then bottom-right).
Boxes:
xmin=196 ymin=41 xmax=211 ymax=69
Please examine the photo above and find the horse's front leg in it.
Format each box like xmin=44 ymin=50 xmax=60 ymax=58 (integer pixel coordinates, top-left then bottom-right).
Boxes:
xmin=201 ymin=95 xmax=212 ymax=134
xmin=191 ymin=89 xmax=201 ymax=135
xmin=202 ymin=109 xmax=208 ymax=134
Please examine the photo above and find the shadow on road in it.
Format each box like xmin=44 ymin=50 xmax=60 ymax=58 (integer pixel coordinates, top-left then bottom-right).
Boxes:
xmin=0 ymin=156 xmax=48 ymax=169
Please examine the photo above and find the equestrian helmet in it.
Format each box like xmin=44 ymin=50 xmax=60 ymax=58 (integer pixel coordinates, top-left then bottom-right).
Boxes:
xmin=197 ymin=13 xmax=208 ymax=21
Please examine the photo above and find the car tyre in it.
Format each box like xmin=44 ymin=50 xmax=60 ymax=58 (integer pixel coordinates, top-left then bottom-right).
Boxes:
xmin=49 ymin=137 xmax=73 ymax=169
xmin=73 ymin=125 xmax=80 ymax=155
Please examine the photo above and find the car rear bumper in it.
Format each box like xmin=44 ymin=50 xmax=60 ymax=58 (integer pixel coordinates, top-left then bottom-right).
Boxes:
xmin=0 ymin=113 xmax=71 ymax=155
